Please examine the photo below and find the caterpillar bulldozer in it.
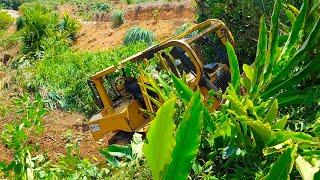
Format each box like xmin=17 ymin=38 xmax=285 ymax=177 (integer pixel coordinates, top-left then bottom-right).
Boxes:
xmin=87 ymin=19 xmax=235 ymax=141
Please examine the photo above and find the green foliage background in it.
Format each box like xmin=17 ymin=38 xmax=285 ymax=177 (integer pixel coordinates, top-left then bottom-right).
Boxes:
xmin=196 ymin=0 xmax=302 ymax=64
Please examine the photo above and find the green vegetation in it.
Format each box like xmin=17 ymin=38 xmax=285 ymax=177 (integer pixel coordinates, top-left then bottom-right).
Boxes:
xmin=123 ymin=26 xmax=155 ymax=46
xmin=0 ymin=0 xmax=319 ymax=179
xmin=0 ymin=96 xmax=110 ymax=179
xmin=21 ymin=43 xmax=146 ymax=115
xmin=18 ymin=3 xmax=79 ymax=56
xmin=140 ymin=0 xmax=320 ymax=179
xmin=111 ymin=9 xmax=125 ymax=28
xmin=195 ymin=0 xmax=302 ymax=64
xmin=0 ymin=11 xmax=14 ymax=30
xmin=93 ymin=2 xmax=112 ymax=12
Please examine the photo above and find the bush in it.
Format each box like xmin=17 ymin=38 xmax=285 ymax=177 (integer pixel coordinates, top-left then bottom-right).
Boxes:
xmin=94 ymin=2 xmax=112 ymax=12
xmin=58 ymin=14 xmax=80 ymax=41
xmin=111 ymin=9 xmax=125 ymax=28
xmin=123 ymin=26 xmax=155 ymax=46
xmin=0 ymin=11 xmax=14 ymax=30
xmin=19 ymin=3 xmax=79 ymax=56
xmin=15 ymin=16 xmax=25 ymax=31
xmin=22 ymin=43 xmax=147 ymax=116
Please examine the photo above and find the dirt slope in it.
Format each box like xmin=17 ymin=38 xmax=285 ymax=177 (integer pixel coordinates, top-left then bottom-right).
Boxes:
xmin=74 ymin=19 xmax=191 ymax=51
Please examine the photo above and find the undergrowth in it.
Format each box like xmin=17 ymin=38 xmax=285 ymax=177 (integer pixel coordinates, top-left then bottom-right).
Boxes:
xmin=19 ymin=43 xmax=146 ymax=116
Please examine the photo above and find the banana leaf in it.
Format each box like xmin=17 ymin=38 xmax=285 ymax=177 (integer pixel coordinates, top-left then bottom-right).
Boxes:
xmin=277 ymin=0 xmax=308 ymax=64
xmin=269 ymin=17 xmax=320 ymax=86
xmin=263 ymin=55 xmax=320 ymax=99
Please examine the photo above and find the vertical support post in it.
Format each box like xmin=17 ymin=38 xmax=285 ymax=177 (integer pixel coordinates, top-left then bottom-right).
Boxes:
xmin=92 ymin=78 xmax=113 ymax=111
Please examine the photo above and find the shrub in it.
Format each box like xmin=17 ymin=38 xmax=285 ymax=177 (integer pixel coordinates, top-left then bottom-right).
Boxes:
xmin=19 ymin=3 xmax=58 ymax=54
xmin=0 ymin=11 xmax=14 ymax=30
xmin=111 ymin=9 xmax=125 ymax=28
xmin=94 ymin=2 xmax=112 ymax=12
xmin=15 ymin=16 xmax=25 ymax=31
xmin=174 ymin=23 xmax=198 ymax=38
xmin=58 ymin=14 xmax=80 ymax=41
xmin=19 ymin=3 xmax=79 ymax=56
xmin=22 ymin=43 xmax=147 ymax=116
xmin=123 ymin=26 xmax=155 ymax=46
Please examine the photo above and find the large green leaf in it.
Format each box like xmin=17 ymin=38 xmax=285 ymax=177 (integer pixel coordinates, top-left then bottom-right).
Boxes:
xmin=263 ymin=99 xmax=278 ymax=124
xmin=171 ymin=75 xmax=193 ymax=103
xmin=250 ymin=16 xmax=268 ymax=98
xmin=226 ymin=41 xmax=240 ymax=94
xmin=163 ymin=91 xmax=203 ymax=180
xmin=264 ymin=0 xmax=282 ymax=82
xmin=246 ymin=120 xmax=274 ymax=146
xmin=295 ymin=155 xmax=319 ymax=180
xmin=269 ymin=131 xmax=315 ymax=146
xmin=143 ymin=97 xmax=176 ymax=180
xmin=277 ymin=85 xmax=320 ymax=106
xmin=263 ymin=55 xmax=320 ymax=98
xmin=285 ymin=9 xmax=296 ymax=25
xmin=265 ymin=144 xmax=298 ymax=180
xmin=269 ymin=17 xmax=320 ymax=86
xmin=272 ymin=115 xmax=289 ymax=130
xmin=171 ymin=75 xmax=215 ymax=133
xmin=278 ymin=0 xmax=308 ymax=63
xmin=99 ymin=144 xmax=133 ymax=167
xmin=243 ymin=64 xmax=254 ymax=82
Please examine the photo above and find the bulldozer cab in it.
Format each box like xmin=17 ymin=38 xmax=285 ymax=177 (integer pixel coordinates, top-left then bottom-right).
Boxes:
xmin=87 ymin=19 xmax=235 ymax=141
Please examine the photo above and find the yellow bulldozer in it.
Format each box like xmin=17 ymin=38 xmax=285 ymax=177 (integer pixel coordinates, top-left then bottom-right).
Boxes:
xmin=87 ymin=19 xmax=235 ymax=141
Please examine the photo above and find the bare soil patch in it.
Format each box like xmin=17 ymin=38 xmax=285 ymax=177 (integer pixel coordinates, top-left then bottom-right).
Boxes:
xmin=74 ymin=19 xmax=191 ymax=51
xmin=0 ymin=110 xmax=111 ymax=163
